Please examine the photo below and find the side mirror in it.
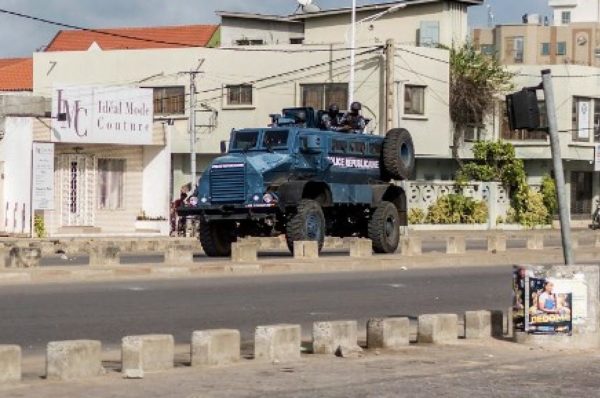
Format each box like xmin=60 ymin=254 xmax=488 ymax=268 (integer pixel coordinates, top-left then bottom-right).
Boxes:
xmin=301 ymin=135 xmax=322 ymax=154
xmin=220 ymin=140 xmax=229 ymax=154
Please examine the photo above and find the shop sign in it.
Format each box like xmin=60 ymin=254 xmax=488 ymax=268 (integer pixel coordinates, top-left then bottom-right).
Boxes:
xmin=51 ymin=86 xmax=153 ymax=145
xmin=32 ymin=143 xmax=54 ymax=210
xmin=578 ymin=101 xmax=590 ymax=140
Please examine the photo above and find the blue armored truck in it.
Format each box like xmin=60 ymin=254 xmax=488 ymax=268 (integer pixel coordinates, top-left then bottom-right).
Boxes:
xmin=178 ymin=107 xmax=415 ymax=256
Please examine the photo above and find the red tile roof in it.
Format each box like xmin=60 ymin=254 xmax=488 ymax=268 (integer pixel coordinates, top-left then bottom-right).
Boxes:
xmin=45 ymin=24 xmax=219 ymax=52
xmin=0 ymin=58 xmax=33 ymax=92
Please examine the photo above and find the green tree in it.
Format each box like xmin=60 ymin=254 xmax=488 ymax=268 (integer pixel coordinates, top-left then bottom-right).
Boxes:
xmin=449 ymin=43 xmax=514 ymax=162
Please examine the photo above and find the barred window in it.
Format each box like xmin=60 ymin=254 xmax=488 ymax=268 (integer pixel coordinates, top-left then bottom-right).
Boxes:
xmin=226 ymin=84 xmax=253 ymax=106
xmin=404 ymin=85 xmax=426 ymax=115
xmin=301 ymin=83 xmax=348 ymax=110
xmin=152 ymin=87 xmax=185 ymax=115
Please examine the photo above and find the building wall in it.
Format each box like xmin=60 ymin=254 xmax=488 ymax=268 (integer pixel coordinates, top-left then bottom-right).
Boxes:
xmin=550 ymin=0 xmax=600 ymax=25
xmin=220 ymin=17 xmax=304 ymax=46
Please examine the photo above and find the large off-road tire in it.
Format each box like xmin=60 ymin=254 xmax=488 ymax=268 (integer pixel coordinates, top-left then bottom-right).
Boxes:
xmin=382 ymin=128 xmax=415 ymax=181
xmin=199 ymin=220 xmax=235 ymax=257
xmin=285 ymin=199 xmax=326 ymax=254
xmin=368 ymin=201 xmax=401 ymax=254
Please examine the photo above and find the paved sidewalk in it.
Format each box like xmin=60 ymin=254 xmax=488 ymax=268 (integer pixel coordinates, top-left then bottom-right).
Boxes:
xmin=2 ymin=339 xmax=599 ymax=397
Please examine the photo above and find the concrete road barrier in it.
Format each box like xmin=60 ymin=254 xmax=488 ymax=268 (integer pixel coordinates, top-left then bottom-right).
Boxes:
xmin=191 ymin=329 xmax=240 ymax=367
xmin=367 ymin=318 xmax=410 ymax=350
xmin=349 ymin=239 xmax=372 ymax=258
xmin=401 ymin=236 xmax=422 ymax=256
xmin=164 ymin=244 xmax=194 ymax=265
xmin=595 ymin=235 xmax=600 ymax=248
xmin=487 ymin=235 xmax=507 ymax=252
xmin=122 ymin=335 xmax=174 ymax=377
xmin=446 ymin=236 xmax=466 ymax=255
xmin=526 ymin=235 xmax=544 ymax=250
xmin=231 ymin=242 xmax=258 ymax=263
xmin=293 ymin=241 xmax=319 ymax=259
xmin=89 ymin=245 xmax=120 ymax=267
xmin=325 ymin=237 xmax=345 ymax=249
xmin=254 ymin=324 xmax=301 ymax=363
xmin=7 ymin=247 xmax=42 ymax=268
xmin=464 ymin=310 xmax=492 ymax=339
xmin=0 ymin=345 xmax=21 ymax=384
xmin=312 ymin=320 xmax=359 ymax=355
xmin=46 ymin=340 xmax=103 ymax=381
xmin=417 ymin=314 xmax=458 ymax=344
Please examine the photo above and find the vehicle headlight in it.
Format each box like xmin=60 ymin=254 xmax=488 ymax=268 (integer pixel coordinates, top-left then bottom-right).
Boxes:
xmin=263 ymin=193 xmax=275 ymax=204
xmin=200 ymin=197 xmax=208 ymax=204
xmin=252 ymin=194 xmax=261 ymax=202
xmin=190 ymin=197 xmax=199 ymax=206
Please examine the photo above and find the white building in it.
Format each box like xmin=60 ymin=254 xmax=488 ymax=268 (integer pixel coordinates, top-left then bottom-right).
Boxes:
xmin=549 ymin=0 xmax=600 ymax=25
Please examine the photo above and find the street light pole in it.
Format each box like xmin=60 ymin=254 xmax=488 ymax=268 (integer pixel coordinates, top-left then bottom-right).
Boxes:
xmin=348 ymin=0 xmax=357 ymax=108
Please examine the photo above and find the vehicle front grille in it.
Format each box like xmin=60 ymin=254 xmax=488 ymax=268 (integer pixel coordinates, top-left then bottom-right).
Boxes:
xmin=210 ymin=165 xmax=246 ymax=203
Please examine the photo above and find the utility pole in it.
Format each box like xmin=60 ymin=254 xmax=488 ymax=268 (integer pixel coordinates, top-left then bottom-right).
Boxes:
xmin=348 ymin=0 xmax=357 ymax=108
xmin=181 ymin=59 xmax=204 ymax=190
xmin=385 ymin=39 xmax=395 ymax=133
xmin=541 ymin=69 xmax=574 ymax=265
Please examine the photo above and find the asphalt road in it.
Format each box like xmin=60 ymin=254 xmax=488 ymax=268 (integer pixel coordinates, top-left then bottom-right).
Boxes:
xmin=0 ymin=265 xmax=513 ymax=354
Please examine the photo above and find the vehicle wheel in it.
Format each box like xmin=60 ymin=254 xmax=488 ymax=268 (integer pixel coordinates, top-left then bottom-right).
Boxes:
xmin=382 ymin=128 xmax=415 ymax=181
xmin=285 ymin=199 xmax=325 ymax=254
xmin=368 ymin=201 xmax=400 ymax=254
xmin=199 ymin=220 xmax=234 ymax=257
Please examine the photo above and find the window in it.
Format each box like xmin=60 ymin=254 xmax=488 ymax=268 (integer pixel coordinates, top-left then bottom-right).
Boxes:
xmin=231 ymin=131 xmax=258 ymax=151
xmin=594 ymin=99 xmax=600 ymax=142
xmin=557 ymin=42 xmax=567 ymax=56
xmin=226 ymin=84 xmax=253 ymax=106
xmin=572 ymin=97 xmax=591 ymax=142
xmin=290 ymin=38 xmax=304 ymax=45
xmin=97 ymin=159 xmax=125 ymax=210
xmin=236 ymin=39 xmax=264 ymax=46
xmin=349 ymin=141 xmax=366 ymax=154
xmin=152 ymin=87 xmax=185 ymax=115
xmin=367 ymin=142 xmax=382 ymax=156
xmin=561 ymin=11 xmax=571 ymax=25
xmin=404 ymin=85 xmax=426 ymax=116
xmin=480 ymin=45 xmax=495 ymax=57
xmin=504 ymin=36 xmax=524 ymax=63
xmin=301 ymin=83 xmax=348 ymax=110
xmin=331 ymin=139 xmax=347 ymax=154
xmin=500 ymin=100 xmax=548 ymax=140
xmin=541 ymin=43 xmax=550 ymax=56
xmin=263 ymin=130 xmax=289 ymax=149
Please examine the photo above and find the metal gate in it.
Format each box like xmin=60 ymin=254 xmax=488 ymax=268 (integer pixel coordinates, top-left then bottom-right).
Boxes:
xmin=58 ymin=154 xmax=95 ymax=226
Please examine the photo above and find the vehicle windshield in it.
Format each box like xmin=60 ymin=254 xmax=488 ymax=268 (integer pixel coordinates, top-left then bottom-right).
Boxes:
xmin=231 ymin=130 xmax=259 ymax=151
xmin=263 ymin=130 xmax=289 ymax=149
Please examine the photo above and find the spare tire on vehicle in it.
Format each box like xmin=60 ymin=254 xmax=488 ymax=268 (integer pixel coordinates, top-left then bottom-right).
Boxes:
xmin=382 ymin=128 xmax=415 ymax=181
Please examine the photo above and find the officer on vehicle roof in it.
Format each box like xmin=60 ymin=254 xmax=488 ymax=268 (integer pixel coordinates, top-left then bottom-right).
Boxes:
xmin=321 ymin=103 xmax=342 ymax=131
xmin=339 ymin=101 xmax=366 ymax=134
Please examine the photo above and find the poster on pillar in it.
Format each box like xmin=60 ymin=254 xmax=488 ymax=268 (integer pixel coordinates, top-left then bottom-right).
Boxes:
xmin=32 ymin=143 xmax=55 ymax=210
xmin=51 ymin=85 xmax=154 ymax=145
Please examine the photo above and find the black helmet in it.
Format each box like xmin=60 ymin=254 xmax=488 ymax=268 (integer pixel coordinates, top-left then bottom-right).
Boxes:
xmin=350 ymin=101 xmax=362 ymax=112
xmin=328 ymin=104 xmax=339 ymax=113
xmin=296 ymin=111 xmax=306 ymax=122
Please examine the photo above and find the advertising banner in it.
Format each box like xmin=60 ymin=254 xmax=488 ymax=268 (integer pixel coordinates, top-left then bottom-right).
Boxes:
xmin=578 ymin=101 xmax=590 ymax=140
xmin=51 ymin=86 xmax=154 ymax=145
xmin=31 ymin=143 xmax=54 ymax=210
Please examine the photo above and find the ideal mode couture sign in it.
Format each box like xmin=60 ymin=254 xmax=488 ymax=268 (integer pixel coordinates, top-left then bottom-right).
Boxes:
xmin=51 ymin=86 xmax=154 ymax=145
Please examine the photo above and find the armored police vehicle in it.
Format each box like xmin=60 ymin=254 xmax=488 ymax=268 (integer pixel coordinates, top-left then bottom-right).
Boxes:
xmin=179 ymin=107 xmax=415 ymax=256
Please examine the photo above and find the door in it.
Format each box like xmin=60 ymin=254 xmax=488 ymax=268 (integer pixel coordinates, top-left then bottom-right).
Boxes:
xmin=570 ymin=171 xmax=593 ymax=218
xmin=58 ymin=154 xmax=95 ymax=227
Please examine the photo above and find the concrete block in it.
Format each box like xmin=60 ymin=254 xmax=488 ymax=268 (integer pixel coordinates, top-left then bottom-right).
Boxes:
xmin=7 ymin=247 xmax=42 ymax=268
xmin=312 ymin=320 xmax=358 ymax=355
xmin=122 ymin=335 xmax=174 ymax=374
xmin=164 ymin=244 xmax=194 ymax=265
xmin=191 ymin=329 xmax=240 ymax=367
xmin=464 ymin=310 xmax=492 ymax=339
xmin=367 ymin=318 xmax=410 ymax=350
xmin=487 ymin=235 xmax=507 ymax=252
xmin=349 ymin=239 xmax=372 ymax=258
xmin=89 ymin=245 xmax=120 ymax=267
xmin=526 ymin=234 xmax=544 ymax=250
xmin=46 ymin=340 xmax=103 ymax=381
xmin=254 ymin=324 xmax=301 ymax=363
xmin=231 ymin=242 xmax=257 ymax=263
xmin=293 ymin=241 xmax=319 ymax=259
xmin=0 ymin=345 xmax=21 ymax=383
xmin=417 ymin=314 xmax=458 ymax=344
xmin=401 ymin=236 xmax=422 ymax=256
xmin=446 ymin=236 xmax=466 ymax=255
xmin=325 ymin=236 xmax=344 ymax=249
xmin=595 ymin=234 xmax=600 ymax=248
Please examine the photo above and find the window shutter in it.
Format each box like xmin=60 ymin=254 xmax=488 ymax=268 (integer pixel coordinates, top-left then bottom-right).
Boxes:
xmin=419 ymin=21 xmax=439 ymax=47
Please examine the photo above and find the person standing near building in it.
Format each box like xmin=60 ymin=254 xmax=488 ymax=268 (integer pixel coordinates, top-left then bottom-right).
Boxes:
xmin=321 ymin=103 xmax=342 ymax=131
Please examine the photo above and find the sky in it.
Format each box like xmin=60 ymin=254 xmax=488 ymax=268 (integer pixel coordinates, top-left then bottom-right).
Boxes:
xmin=0 ymin=0 xmax=553 ymax=58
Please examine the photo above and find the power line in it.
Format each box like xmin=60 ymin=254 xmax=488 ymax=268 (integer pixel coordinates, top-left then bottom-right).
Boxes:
xmin=0 ymin=7 xmax=382 ymax=54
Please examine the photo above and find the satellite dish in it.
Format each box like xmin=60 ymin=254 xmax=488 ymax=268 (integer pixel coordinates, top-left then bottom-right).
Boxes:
xmin=303 ymin=4 xmax=321 ymax=12
xmin=298 ymin=0 xmax=313 ymax=5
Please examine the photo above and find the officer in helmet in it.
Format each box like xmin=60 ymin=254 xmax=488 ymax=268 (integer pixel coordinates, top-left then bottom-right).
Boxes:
xmin=321 ymin=103 xmax=341 ymax=131
xmin=339 ymin=101 xmax=366 ymax=134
